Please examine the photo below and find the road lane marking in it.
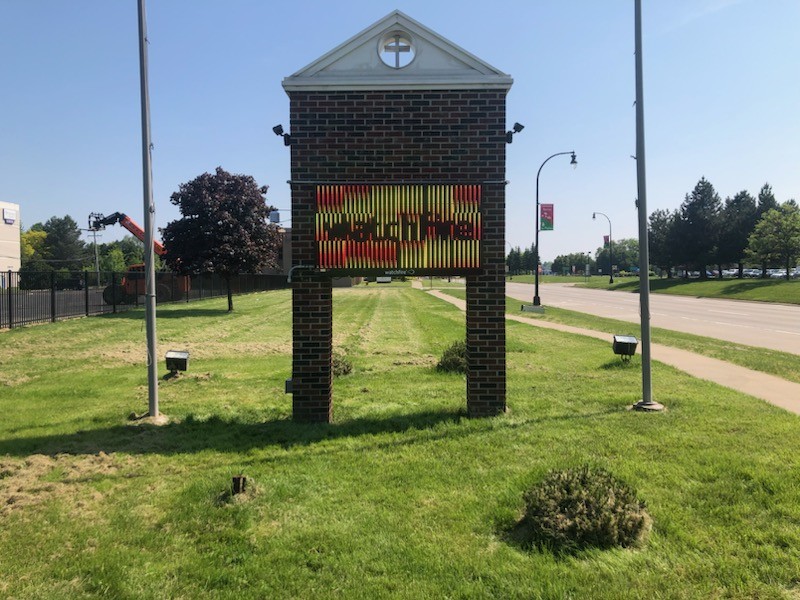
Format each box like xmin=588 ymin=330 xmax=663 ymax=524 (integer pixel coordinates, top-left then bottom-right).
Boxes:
xmin=708 ymin=310 xmax=749 ymax=316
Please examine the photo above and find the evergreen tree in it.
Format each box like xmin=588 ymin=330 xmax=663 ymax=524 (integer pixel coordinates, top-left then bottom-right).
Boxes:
xmin=718 ymin=190 xmax=757 ymax=277
xmin=673 ymin=178 xmax=722 ymax=278
xmin=506 ymin=246 xmax=522 ymax=275
xmin=38 ymin=215 xmax=87 ymax=270
xmin=755 ymin=183 xmax=780 ymax=276
xmin=522 ymin=243 xmax=538 ymax=273
xmin=648 ymin=208 xmax=678 ymax=277
xmin=757 ymin=183 xmax=778 ymax=217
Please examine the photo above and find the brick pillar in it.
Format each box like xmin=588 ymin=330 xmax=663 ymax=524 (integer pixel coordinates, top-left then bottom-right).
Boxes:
xmin=466 ymin=183 xmax=506 ymax=417
xmin=292 ymin=279 xmax=333 ymax=422
xmin=290 ymin=181 xmax=333 ymax=423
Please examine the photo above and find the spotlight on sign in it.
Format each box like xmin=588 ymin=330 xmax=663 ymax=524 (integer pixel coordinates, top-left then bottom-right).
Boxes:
xmin=272 ymin=124 xmax=292 ymax=146
xmin=506 ymin=121 xmax=525 ymax=144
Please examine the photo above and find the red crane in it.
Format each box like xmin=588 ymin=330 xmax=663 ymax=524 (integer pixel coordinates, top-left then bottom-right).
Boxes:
xmin=89 ymin=212 xmax=189 ymax=304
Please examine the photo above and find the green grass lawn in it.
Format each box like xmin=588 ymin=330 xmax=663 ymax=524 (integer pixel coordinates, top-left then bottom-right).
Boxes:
xmin=572 ymin=275 xmax=800 ymax=305
xmin=441 ymin=289 xmax=800 ymax=385
xmin=2 ymin=288 xmax=800 ymax=598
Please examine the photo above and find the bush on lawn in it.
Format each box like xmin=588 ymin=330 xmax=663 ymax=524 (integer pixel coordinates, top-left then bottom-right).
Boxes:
xmin=332 ymin=351 xmax=353 ymax=377
xmin=436 ymin=340 xmax=467 ymax=374
xmin=522 ymin=465 xmax=651 ymax=553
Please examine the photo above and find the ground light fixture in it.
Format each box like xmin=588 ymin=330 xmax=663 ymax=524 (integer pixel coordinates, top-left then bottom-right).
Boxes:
xmin=165 ymin=350 xmax=190 ymax=376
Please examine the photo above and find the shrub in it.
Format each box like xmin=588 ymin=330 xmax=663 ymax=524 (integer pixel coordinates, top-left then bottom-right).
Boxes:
xmin=436 ymin=340 xmax=467 ymax=374
xmin=332 ymin=351 xmax=352 ymax=377
xmin=522 ymin=465 xmax=651 ymax=552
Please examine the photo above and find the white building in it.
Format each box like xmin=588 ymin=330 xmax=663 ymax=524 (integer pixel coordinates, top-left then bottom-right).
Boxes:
xmin=0 ymin=202 xmax=21 ymax=285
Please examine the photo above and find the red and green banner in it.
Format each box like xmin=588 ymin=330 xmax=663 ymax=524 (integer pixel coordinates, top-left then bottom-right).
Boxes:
xmin=540 ymin=203 xmax=554 ymax=231
xmin=315 ymin=184 xmax=482 ymax=276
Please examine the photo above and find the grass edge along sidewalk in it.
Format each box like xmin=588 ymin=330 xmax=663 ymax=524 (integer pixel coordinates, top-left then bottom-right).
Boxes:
xmin=424 ymin=288 xmax=800 ymax=415
xmin=433 ymin=282 xmax=800 ymax=386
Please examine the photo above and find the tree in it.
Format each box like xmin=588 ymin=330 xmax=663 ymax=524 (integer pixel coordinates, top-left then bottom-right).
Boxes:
xmin=97 ymin=235 xmax=156 ymax=272
xmin=552 ymin=252 xmax=592 ymax=276
xmin=672 ymin=178 xmax=722 ymax=278
xmin=594 ymin=237 xmax=638 ymax=274
xmin=746 ymin=202 xmax=800 ymax=280
xmin=116 ymin=235 xmax=146 ymax=267
xmin=519 ymin=243 xmax=538 ymax=274
xmin=717 ymin=190 xmax=757 ymax=277
xmin=757 ymin=183 xmax=779 ymax=217
xmin=19 ymin=228 xmax=52 ymax=289
xmin=99 ymin=246 xmax=127 ymax=273
xmin=755 ymin=183 xmax=780 ymax=276
xmin=506 ymin=246 xmax=522 ymax=275
xmin=162 ymin=167 xmax=281 ymax=311
xmin=39 ymin=215 xmax=87 ymax=270
xmin=21 ymin=229 xmax=48 ymax=263
xmin=648 ymin=208 xmax=678 ymax=277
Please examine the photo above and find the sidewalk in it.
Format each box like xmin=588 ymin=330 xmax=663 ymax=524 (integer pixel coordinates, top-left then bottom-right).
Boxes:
xmin=420 ymin=286 xmax=800 ymax=416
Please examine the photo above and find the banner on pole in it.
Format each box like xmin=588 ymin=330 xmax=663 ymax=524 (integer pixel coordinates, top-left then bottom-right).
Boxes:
xmin=540 ymin=204 xmax=554 ymax=231
xmin=603 ymin=235 xmax=609 ymax=247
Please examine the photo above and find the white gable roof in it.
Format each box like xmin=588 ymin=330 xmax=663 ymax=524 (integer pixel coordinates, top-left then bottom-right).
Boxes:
xmin=282 ymin=10 xmax=513 ymax=92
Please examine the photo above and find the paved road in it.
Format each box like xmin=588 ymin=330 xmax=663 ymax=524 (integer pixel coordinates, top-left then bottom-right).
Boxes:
xmin=506 ymin=282 xmax=800 ymax=355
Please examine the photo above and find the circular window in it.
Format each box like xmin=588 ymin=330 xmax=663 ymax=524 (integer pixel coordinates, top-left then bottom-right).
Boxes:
xmin=378 ymin=31 xmax=415 ymax=69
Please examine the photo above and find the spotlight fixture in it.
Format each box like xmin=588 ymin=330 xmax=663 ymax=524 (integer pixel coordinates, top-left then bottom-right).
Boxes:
xmin=570 ymin=151 xmax=578 ymax=168
xmin=272 ymin=124 xmax=292 ymax=146
xmin=505 ymin=122 xmax=525 ymax=144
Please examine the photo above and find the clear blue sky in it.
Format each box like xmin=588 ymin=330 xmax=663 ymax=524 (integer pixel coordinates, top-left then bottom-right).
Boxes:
xmin=2 ymin=0 xmax=798 ymax=261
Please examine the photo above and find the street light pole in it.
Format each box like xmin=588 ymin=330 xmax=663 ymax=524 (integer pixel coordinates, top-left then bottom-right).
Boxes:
xmin=533 ymin=151 xmax=577 ymax=307
xmin=632 ymin=0 xmax=662 ymax=411
xmin=592 ymin=211 xmax=614 ymax=284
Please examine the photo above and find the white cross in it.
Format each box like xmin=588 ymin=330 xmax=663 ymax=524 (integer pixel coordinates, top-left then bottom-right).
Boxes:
xmin=383 ymin=34 xmax=411 ymax=68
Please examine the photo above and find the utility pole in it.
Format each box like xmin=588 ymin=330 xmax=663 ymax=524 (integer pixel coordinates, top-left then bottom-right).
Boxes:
xmin=82 ymin=219 xmax=102 ymax=286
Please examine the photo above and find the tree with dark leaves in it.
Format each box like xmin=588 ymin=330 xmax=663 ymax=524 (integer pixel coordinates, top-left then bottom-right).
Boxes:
xmin=162 ymin=167 xmax=282 ymax=311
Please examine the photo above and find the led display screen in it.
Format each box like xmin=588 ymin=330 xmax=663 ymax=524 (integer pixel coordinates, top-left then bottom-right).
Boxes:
xmin=315 ymin=184 xmax=482 ymax=276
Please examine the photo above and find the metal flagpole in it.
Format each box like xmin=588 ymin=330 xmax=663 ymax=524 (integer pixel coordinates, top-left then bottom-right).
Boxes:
xmin=633 ymin=0 xmax=663 ymax=411
xmin=138 ymin=0 xmax=159 ymax=417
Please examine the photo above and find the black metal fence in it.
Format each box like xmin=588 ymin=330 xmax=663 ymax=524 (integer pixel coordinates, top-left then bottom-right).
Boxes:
xmin=0 ymin=270 xmax=288 ymax=329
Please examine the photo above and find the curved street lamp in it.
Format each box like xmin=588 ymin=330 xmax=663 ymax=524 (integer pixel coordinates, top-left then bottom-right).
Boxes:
xmin=592 ymin=211 xmax=614 ymax=283
xmin=533 ymin=151 xmax=577 ymax=306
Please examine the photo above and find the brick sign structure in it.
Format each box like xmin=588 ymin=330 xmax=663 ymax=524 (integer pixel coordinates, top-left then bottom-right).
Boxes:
xmin=282 ymin=11 xmax=512 ymax=422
